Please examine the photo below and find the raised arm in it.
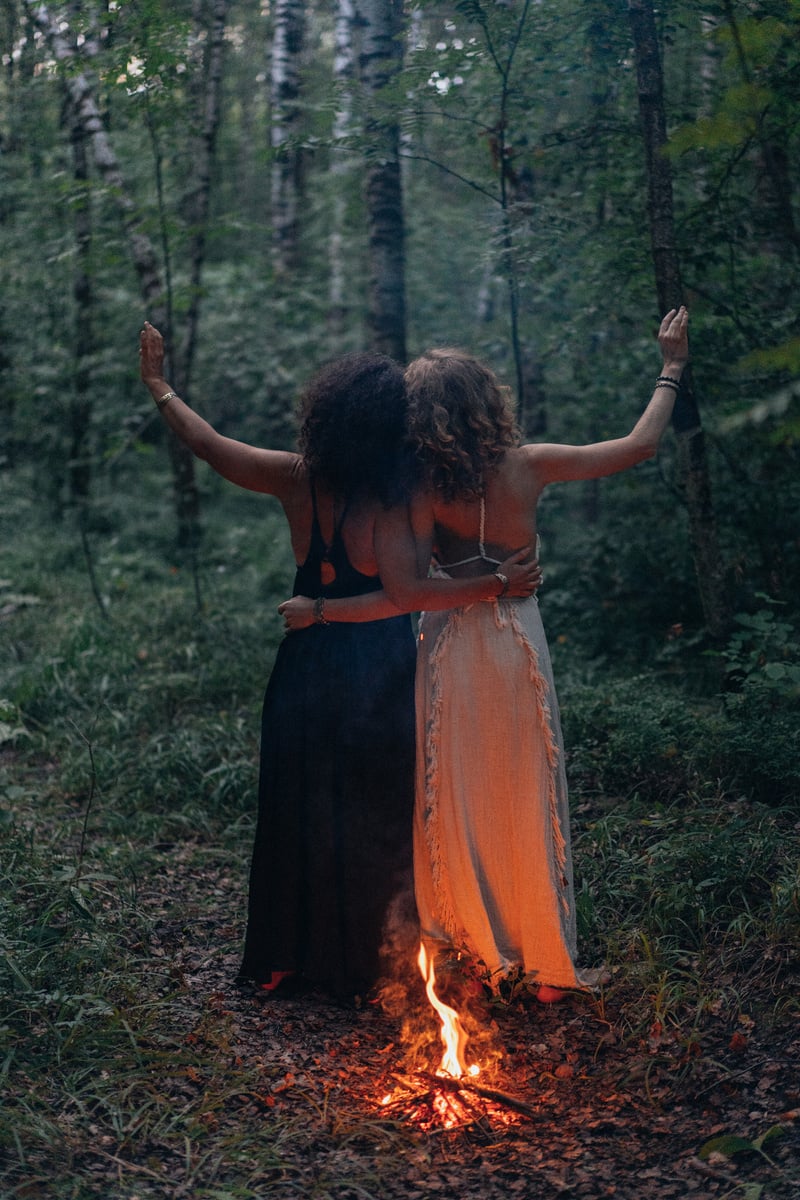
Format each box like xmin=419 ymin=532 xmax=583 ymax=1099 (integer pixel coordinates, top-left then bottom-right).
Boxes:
xmin=140 ymin=322 xmax=298 ymax=497
xmin=530 ymin=307 xmax=690 ymax=485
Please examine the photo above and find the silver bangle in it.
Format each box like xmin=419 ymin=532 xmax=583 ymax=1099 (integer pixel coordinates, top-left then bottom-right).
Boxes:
xmin=493 ymin=572 xmax=509 ymax=598
xmin=156 ymin=390 xmax=177 ymax=409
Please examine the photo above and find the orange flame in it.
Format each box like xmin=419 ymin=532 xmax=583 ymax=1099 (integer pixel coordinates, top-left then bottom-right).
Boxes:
xmin=417 ymin=943 xmax=478 ymax=1080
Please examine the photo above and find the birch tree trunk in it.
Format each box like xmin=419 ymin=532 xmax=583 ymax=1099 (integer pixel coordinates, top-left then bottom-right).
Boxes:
xmin=628 ymin=0 xmax=731 ymax=639
xmin=25 ymin=1 xmax=200 ymax=544
xmin=327 ymin=0 xmax=357 ymax=342
xmin=270 ymin=0 xmax=305 ymax=275
xmin=357 ymin=0 xmax=406 ymax=361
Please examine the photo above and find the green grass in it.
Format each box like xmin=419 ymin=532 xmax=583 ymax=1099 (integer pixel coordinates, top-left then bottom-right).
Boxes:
xmin=2 ymin=466 xmax=800 ymax=1197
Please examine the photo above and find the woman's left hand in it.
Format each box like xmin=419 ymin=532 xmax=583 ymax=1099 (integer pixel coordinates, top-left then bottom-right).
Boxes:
xmin=497 ymin=549 xmax=544 ymax=597
xmin=657 ymin=306 xmax=689 ymax=370
xmin=278 ymin=596 xmax=316 ymax=631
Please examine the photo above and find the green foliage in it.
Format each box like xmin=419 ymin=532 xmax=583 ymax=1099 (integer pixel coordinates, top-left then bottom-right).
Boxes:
xmin=560 ymin=636 xmax=800 ymax=809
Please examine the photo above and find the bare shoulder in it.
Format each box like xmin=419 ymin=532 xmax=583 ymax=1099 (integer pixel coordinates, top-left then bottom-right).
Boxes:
xmin=241 ymin=449 xmax=307 ymax=510
xmin=499 ymin=444 xmax=549 ymax=495
xmin=269 ymin=450 xmax=307 ymax=498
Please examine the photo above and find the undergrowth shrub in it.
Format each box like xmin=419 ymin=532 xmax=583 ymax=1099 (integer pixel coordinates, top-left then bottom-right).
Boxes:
xmin=572 ymin=792 xmax=800 ymax=1010
xmin=561 ymin=674 xmax=705 ymax=803
xmin=714 ymin=604 xmax=800 ymax=804
xmin=560 ymin=646 xmax=800 ymax=807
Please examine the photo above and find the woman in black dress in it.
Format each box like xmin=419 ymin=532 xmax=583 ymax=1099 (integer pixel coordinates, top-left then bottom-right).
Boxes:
xmin=140 ymin=323 xmax=538 ymax=1002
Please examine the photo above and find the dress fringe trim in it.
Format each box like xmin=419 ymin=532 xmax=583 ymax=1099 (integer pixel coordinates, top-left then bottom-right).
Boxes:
xmin=419 ymin=606 xmax=465 ymax=946
xmin=506 ymin=601 xmax=570 ymax=917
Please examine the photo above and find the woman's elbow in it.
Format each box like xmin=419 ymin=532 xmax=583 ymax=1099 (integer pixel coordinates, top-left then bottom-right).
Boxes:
xmin=383 ymin=581 xmax=419 ymax=611
xmin=626 ymin=433 xmax=659 ymax=465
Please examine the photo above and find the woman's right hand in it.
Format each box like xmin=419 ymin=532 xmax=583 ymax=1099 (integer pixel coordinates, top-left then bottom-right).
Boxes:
xmin=140 ymin=321 xmax=166 ymax=386
xmin=278 ymin=596 xmax=316 ymax=631
xmin=498 ymin=548 xmax=542 ymax=597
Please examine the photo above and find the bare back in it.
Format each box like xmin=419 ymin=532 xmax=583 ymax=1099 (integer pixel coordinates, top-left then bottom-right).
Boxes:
xmin=280 ymin=458 xmax=381 ymax=579
xmin=427 ymin=448 xmax=545 ymax=576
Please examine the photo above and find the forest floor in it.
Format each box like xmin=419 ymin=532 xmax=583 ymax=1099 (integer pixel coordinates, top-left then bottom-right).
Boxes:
xmin=77 ymin=846 xmax=800 ymax=1200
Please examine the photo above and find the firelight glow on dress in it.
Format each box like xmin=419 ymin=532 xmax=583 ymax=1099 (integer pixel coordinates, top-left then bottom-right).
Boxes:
xmin=413 ymin=507 xmax=591 ymax=992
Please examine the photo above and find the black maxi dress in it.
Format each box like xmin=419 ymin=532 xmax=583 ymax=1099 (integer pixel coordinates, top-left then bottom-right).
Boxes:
xmin=238 ymin=487 xmax=417 ymax=1000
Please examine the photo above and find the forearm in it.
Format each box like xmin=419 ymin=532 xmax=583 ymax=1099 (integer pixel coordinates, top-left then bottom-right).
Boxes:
xmin=324 ymin=573 xmax=506 ymax=620
xmin=382 ymin=570 xmax=507 ymax=613
xmin=320 ymin=591 xmax=406 ymax=622
xmin=627 ymin=356 xmax=687 ymax=460
xmin=143 ymin=374 xmax=219 ymax=462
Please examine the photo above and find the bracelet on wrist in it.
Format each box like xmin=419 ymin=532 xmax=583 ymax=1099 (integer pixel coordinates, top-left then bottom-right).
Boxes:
xmin=655 ymin=375 xmax=681 ymax=393
xmin=313 ymin=596 xmax=330 ymax=626
xmin=492 ymin=571 xmax=509 ymax=598
xmin=156 ymin=390 xmax=177 ymax=409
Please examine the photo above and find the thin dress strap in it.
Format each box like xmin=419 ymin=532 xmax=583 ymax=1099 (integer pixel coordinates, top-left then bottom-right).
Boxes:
xmin=310 ymin=478 xmax=350 ymax=546
xmin=435 ymin=496 xmax=503 ymax=570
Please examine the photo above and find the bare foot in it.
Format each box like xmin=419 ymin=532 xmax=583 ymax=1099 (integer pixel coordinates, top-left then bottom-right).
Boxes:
xmin=536 ymin=985 xmax=568 ymax=1004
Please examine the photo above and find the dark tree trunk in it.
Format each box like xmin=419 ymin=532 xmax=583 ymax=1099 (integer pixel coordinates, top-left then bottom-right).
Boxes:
xmin=69 ymin=117 xmax=93 ymax=502
xmin=270 ymin=0 xmax=306 ymax=275
xmin=720 ymin=0 xmax=798 ymax=254
xmin=628 ymin=0 xmax=732 ymax=640
xmin=357 ymin=0 xmax=406 ymax=362
xmin=175 ymin=0 xmax=228 ymax=399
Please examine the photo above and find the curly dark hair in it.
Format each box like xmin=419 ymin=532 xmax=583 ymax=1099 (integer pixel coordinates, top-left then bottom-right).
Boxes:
xmin=404 ymin=349 xmax=520 ymax=501
xmin=297 ymin=352 xmax=410 ymax=506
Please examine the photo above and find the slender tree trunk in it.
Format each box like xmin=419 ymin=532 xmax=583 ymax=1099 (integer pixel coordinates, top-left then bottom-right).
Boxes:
xmin=357 ymin=0 xmax=406 ymax=361
xmin=628 ymin=0 xmax=731 ymax=639
xmin=175 ymin=0 xmax=228 ymax=398
xmin=327 ymin=0 xmax=357 ymax=342
xmin=0 ymin=302 xmax=11 ymax=469
xmin=69 ymin=117 xmax=93 ymax=502
xmin=25 ymin=1 xmax=200 ymax=546
xmin=720 ymin=0 xmax=798 ymax=254
xmin=270 ymin=0 xmax=305 ymax=275
xmin=464 ymin=0 xmax=532 ymax=425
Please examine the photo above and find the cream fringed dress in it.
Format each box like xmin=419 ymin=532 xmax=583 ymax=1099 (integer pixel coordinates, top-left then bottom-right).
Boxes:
xmin=414 ymin=579 xmax=595 ymax=993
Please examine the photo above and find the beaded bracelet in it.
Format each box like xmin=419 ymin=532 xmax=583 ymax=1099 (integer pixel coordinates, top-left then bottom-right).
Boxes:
xmin=655 ymin=376 xmax=681 ymax=393
xmin=313 ymin=596 xmax=330 ymax=626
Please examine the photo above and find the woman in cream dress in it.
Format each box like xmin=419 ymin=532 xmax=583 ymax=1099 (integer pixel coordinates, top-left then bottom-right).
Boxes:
xmin=374 ymin=307 xmax=689 ymax=999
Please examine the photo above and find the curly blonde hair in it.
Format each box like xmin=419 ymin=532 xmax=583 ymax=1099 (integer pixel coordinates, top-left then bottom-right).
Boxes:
xmin=404 ymin=349 xmax=520 ymax=501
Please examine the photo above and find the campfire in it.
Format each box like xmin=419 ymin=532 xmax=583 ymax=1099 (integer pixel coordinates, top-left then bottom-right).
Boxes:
xmin=376 ymin=944 xmax=538 ymax=1132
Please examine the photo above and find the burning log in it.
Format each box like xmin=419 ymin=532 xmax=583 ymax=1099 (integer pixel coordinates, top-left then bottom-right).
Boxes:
xmin=392 ymin=1071 xmax=539 ymax=1123
xmin=376 ymin=944 xmax=538 ymax=1131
